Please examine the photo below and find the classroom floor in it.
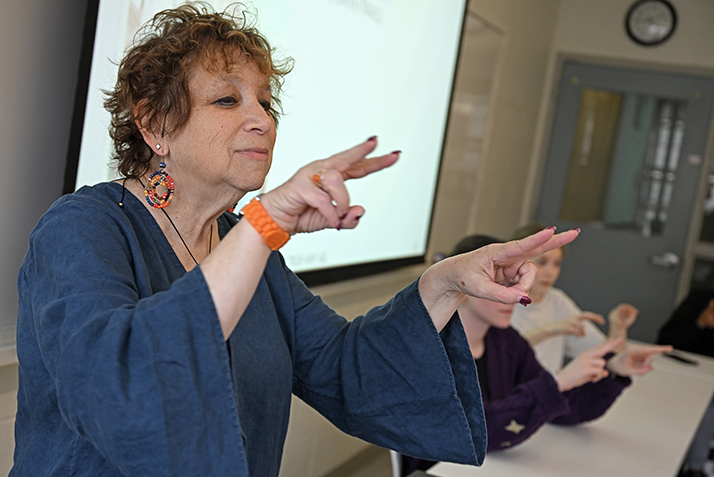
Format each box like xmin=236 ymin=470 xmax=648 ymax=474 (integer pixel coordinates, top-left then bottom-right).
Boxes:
xmin=349 ymin=449 xmax=393 ymax=477
xmin=325 ymin=446 xmax=394 ymax=477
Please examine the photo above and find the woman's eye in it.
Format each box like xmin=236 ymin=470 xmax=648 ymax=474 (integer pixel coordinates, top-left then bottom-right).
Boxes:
xmin=215 ymin=96 xmax=237 ymax=106
xmin=261 ymin=100 xmax=278 ymax=121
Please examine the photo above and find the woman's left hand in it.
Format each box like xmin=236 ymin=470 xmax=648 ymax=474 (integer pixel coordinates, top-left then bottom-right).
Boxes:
xmin=259 ymin=137 xmax=399 ymax=234
xmin=419 ymin=227 xmax=580 ymax=331
xmin=446 ymin=227 xmax=580 ymax=305
xmin=606 ymin=344 xmax=673 ymax=377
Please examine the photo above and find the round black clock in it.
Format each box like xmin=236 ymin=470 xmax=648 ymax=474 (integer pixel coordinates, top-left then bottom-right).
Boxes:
xmin=625 ymin=0 xmax=677 ymax=46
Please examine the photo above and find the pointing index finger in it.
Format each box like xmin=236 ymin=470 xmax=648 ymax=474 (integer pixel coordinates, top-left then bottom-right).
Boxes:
xmin=589 ymin=338 xmax=623 ymax=357
xmin=321 ymin=137 xmax=400 ymax=180
xmin=492 ymin=227 xmax=580 ymax=263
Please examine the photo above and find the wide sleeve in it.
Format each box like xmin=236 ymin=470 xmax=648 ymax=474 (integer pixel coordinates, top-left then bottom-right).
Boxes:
xmin=18 ymin=197 xmax=249 ymax=475
xmin=284 ymin=272 xmax=487 ymax=466
xmin=484 ymin=337 xmax=570 ymax=452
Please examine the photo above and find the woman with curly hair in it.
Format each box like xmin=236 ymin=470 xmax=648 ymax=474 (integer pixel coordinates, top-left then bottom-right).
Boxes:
xmin=12 ymin=4 xmax=578 ymax=476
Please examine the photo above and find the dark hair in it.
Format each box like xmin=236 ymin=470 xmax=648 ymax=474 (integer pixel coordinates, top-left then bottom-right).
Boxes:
xmin=510 ymin=222 xmax=566 ymax=256
xmin=449 ymin=234 xmax=502 ymax=257
xmin=509 ymin=222 xmax=546 ymax=241
xmin=103 ymin=2 xmax=293 ymax=178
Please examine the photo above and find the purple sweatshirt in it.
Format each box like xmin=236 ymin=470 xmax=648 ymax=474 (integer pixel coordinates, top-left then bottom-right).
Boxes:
xmin=401 ymin=326 xmax=631 ymax=475
xmin=482 ymin=326 xmax=631 ymax=451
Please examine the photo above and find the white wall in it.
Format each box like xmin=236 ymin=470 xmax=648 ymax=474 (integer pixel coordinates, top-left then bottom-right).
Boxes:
xmin=457 ymin=0 xmax=562 ymax=239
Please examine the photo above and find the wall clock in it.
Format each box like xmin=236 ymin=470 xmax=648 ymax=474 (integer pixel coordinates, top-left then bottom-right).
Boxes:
xmin=625 ymin=0 xmax=677 ymax=46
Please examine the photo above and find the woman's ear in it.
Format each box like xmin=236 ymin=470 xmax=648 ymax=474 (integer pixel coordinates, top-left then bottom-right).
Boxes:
xmin=134 ymin=101 xmax=169 ymax=156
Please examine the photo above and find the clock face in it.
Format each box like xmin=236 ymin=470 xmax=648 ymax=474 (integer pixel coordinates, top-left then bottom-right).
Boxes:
xmin=625 ymin=0 xmax=677 ymax=46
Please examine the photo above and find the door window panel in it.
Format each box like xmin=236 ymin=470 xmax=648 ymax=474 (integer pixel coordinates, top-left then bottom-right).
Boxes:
xmin=560 ymin=86 xmax=686 ymax=237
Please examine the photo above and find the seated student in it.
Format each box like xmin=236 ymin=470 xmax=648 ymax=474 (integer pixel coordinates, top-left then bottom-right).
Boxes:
xmin=400 ymin=235 xmax=671 ymax=476
xmin=657 ymin=289 xmax=714 ymax=477
xmin=509 ymin=223 xmax=638 ymax=373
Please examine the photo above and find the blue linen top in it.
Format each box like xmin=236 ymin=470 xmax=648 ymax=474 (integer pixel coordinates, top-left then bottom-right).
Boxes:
xmin=12 ymin=183 xmax=486 ymax=476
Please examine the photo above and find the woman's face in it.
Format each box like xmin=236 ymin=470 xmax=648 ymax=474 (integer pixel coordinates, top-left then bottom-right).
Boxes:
xmin=163 ymin=53 xmax=276 ymax=199
xmin=530 ymin=247 xmax=564 ymax=298
xmin=461 ymin=296 xmax=515 ymax=329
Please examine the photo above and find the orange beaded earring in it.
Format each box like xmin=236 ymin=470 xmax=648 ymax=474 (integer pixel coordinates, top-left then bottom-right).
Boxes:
xmin=144 ymin=161 xmax=174 ymax=209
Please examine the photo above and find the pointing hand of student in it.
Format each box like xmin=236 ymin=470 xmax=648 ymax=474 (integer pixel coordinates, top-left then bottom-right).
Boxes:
xmin=556 ymin=338 xmax=621 ymax=392
xmin=555 ymin=312 xmax=605 ymax=337
xmin=607 ymin=343 xmax=672 ymax=377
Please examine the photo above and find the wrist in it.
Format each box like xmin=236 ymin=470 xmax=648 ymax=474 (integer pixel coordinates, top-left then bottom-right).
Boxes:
xmin=239 ymin=197 xmax=290 ymax=251
xmin=555 ymin=373 xmax=570 ymax=392
xmin=420 ymin=259 xmax=466 ymax=303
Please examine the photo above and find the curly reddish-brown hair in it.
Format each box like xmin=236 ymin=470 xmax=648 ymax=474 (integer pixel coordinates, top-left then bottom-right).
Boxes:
xmin=103 ymin=2 xmax=293 ymax=178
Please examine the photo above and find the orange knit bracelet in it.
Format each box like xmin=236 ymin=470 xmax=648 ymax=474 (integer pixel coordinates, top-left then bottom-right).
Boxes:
xmin=240 ymin=197 xmax=290 ymax=251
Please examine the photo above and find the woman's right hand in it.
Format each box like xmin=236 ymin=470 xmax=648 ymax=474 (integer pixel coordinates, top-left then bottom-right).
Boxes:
xmin=555 ymin=339 xmax=621 ymax=392
xmin=551 ymin=312 xmax=605 ymax=337
xmin=258 ymin=137 xmax=399 ymax=235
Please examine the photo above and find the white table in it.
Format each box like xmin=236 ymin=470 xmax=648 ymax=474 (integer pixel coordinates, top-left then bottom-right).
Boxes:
xmin=428 ymin=351 xmax=714 ymax=477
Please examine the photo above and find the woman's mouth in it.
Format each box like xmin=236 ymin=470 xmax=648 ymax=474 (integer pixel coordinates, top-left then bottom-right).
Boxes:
xmin=237 ymin=148 xmax=270 ymax=159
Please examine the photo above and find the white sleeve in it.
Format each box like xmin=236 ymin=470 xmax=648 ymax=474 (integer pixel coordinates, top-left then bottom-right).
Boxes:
xmin=556 ymin=290 xmax=606 ymax=359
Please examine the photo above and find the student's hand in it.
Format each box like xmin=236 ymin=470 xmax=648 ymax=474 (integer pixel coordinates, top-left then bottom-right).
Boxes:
xmin=608 ymin=304 xmax=638 ymax=332
xmin=607 ymin=344 xmax=672 ymax=377
xmin=607 ymin=303 xmax=638 ymax=352
xmin=552 ymin=312 xmax=605 ymax=337
xmin=696 ymin=299 xmax=714 ymax=329
xmin=555 ymin=339 xmax=621 ymax=392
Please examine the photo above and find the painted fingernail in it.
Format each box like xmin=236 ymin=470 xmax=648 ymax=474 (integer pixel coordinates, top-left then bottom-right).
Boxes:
xmin=519 ymin=296 xmax=532 ymax=306
xmin=355 ymin=215 xmax=362 ymax=220
xmin=367 ymin=136 xmax=377 ymax=142
xmin=391 ymin=150 xmax=402 ymax=155
xmin=571 ymin=227 xmax=581 ymax=234
xmin=546 ymin=226 xmax=557 ymax=231
xmin=340 ymin=212 xmax=348 ymax=220
xmin=336 ymin=222 xmax=342 ymax=231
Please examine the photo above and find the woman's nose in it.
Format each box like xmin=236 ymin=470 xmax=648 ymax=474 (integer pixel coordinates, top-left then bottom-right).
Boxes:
xmin=244 ymin=101 xmax=274 ymax=134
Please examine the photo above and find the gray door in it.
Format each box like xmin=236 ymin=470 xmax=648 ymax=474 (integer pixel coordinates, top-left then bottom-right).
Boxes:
xmin=536 ymin=61 xmax=714 ymax=343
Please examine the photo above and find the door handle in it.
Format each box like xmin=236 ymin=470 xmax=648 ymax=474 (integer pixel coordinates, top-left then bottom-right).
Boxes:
xmin=649 ymin=252 xmax=680 ymax=269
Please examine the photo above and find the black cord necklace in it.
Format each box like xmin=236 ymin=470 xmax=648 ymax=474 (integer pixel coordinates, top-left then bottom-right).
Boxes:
xmin=129 ymin=178 xmax=212 ymax=265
